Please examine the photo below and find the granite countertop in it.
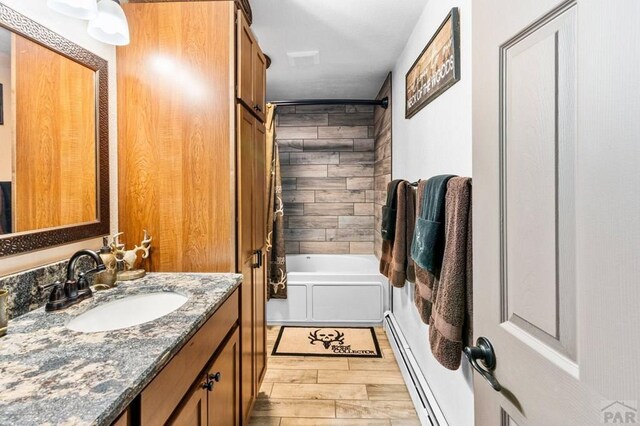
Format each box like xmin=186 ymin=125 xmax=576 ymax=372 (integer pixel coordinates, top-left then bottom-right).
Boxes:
xmin=0 ymin=272 xmax=242 ymax=426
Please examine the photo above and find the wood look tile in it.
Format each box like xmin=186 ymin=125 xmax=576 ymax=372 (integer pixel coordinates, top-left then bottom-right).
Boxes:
xmin=349 ymin=242 xmax=374 ymax=254
xmin=263 ymin=369 xmax=318 ymax=384
xmin=277 ymin=127 xmax=318 ymax=139
xmin=296 ymin=177 xmax=347 ymax=190
xmin=282 ymin=190 xmax=315 ymax=203
xmin=304 ymin=139 xmax=354 ymax=151
xmin=281 ymin=165 xmax=328 ymax=178
xmin=326 ymin=229 xmax=374 ymax=242
xmin=284 ymin=203 xmax=304 ymax=216
xmin=353 ymin=203 xmax=374 ymax=215
xmin=304 ymin=203 xmax=354 ymax=216
xmin=267 ymin=357 xmax=349 ymax=370
xmin=338 ymin=216 xmax=374 ymax=229
xmin=278 ymin=139 xmax=304 ymax=151
xmin=339 ymin=152 xmax=375 ymax=164
xmin=271 ymin=383 xmax=368 ymax=400
xmin=346 ymin=177 xmax=374 ymax=190
xmin=281 ymin=177 xmax=297 ymax=191
xmin=353 ymin=138 xmax=375 ymax=152
xmin=318 ymin=126 xmax=369 ymax=139
xmin=296 ymin=104 xmax=346 ymax=113
xmin=315 ymin=190 xmax=366 ymax=203
xmin=390 ymin=419 xmax=422 ymax=426
xmin=335 ymin=400 xmax=417 ymax=419
xmin=252 ymin=399 xmax=336 ymax=418
xmin=281 ymin=419 xmax=390 ymax=426
xmin=284 ymin=228 xmax=326 ymax=242
xmin=249 ymin=417 xmax=281 ymax=425
xmin=299 ymin=242 xmax=350 ymax=254
xmin=327 ymin=164 xmax=374 ymax=177
xmin=278 ymin=113 xmax=329 ymax=127
xmin=348 ymin=358 xmax=399 ymax=371
xmin=346 ymin=104 xmax=375 ymax=113
xmin=290 ymin=152 xmax=340 ymax=165
xmin=366 ymin=385 xmax=412 ymax=401
xmin=285 ymin=242 xmax=300 ymax=254
xmin=258 ymin=382 xmax=274 ymax=399
xmin=289 ymin=216 xmax=339 ymax=229
xmin=317 ymin=370 xmax=404 ymax=385
xmin=328 ymin=113 xmax=374 ymax=126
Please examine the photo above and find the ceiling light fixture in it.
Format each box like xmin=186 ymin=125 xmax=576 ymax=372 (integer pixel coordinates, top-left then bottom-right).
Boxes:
xmin=47 ymin=0 xmax=98 ymax=20
xmin=87 ymin=0 xmax=130 ymax=46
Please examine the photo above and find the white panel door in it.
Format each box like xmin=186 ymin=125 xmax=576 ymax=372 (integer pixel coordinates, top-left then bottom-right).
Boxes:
xmin=472 ymin=0 xmax=640 ymax=424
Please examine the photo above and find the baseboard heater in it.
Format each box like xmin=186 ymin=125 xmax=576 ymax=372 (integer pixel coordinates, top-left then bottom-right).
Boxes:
xmin=383 ymin=311 xmax=448 ymax=426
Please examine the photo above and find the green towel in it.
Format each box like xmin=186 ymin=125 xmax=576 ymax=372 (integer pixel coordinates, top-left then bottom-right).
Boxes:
xmin=411 ymin=174 xmax=456 ymax=274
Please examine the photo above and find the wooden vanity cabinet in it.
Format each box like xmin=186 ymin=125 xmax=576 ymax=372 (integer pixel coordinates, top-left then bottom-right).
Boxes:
xmin=119 ymin=2 xmax=268 ymax=424
xmin=237 ymin=10 xmax=267 ymax=121
xmin=169 ymin=328 xmax=240 ymax=426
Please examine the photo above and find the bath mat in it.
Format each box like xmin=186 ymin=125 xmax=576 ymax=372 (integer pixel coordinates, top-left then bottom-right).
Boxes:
xmin=271 ymin=326 xmax=382 ymax=358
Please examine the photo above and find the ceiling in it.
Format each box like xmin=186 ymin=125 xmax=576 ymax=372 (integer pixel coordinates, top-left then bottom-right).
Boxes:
xmin=251 ymin=0 xmax=427 ymax=101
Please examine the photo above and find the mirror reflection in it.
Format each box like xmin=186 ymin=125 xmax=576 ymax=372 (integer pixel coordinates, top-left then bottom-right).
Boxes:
xmin=0 ymin=26 xmax=97 ymax=236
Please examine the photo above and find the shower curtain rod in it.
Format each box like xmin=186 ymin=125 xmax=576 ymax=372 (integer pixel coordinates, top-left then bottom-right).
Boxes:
xmin=271 ymin=97 xmax=389 ymax=109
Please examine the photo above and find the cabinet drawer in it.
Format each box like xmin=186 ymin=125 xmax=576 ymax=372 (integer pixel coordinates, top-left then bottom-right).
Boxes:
xmin=141 ymin=289 xmax=239 ymax=425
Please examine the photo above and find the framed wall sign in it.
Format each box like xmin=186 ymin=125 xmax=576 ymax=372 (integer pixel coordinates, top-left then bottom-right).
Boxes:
xmin=405 ymin=8 xmax=461 ymax=118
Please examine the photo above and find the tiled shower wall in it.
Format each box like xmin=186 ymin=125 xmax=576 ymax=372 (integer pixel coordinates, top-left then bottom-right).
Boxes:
xmin=374 ymin=74 xmax=393 ymax=259
xmin=275 ymin=104 xmax=375 ymax=255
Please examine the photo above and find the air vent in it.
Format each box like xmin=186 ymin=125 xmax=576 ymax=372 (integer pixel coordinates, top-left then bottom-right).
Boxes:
xmin=286 ymin=50 xmax=320 ymax=67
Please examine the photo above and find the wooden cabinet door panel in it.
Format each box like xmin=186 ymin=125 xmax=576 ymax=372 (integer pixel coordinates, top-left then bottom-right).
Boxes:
xmin=253 ymin=47 xmax=266 ymax=122
xmin=237 ymin=105 xmax=256 ymax=265
xmin=168 ymin=380 xmax=208 ymax=426
xmin=239 ymin=257 xmax=255 ymax=422
xmin=208 ymin=328 xmax=240 ymax=426
xmin=254 ymin=255 xmax=267 ymax=386
xmin=237 ymin=10 xmax=254 ymax=111
xmin=253 ymin=121 xmax=267 ymax=251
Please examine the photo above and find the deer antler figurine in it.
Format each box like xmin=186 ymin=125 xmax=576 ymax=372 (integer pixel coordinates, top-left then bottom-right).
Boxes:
xmin=111 ymin=230 xmax=153 ymax=281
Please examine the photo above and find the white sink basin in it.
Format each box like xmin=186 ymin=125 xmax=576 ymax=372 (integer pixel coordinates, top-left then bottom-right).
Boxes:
xmin=67 ymin=292 xmax=188 ymax=333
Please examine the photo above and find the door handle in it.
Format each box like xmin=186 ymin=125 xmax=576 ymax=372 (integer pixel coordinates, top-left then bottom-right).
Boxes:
xmin=464 ymin=336 xmax=502 ymax=392
xmin=252 ymin=250 xmax=262 ymax=268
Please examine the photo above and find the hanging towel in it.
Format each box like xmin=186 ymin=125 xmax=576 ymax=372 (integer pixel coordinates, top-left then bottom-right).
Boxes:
xmin=429 ymin=177 xmax=473 ymax=370
xmin=381 ymin=179 xmax=403 ymax=241
xmin=0 ymin=182 xmax=10 ymax=234
xmin=410 ymin=174 xmax=456 ymax=274
xmin=379 ymin=180 xmax=404 ymax=278
xmin=413 ymin=180 xmax=439 ymax=323
xmin=380 ymin=181 xmax=416 ymax=287
xmin=0 ymin=184 xmax=5 ymax=235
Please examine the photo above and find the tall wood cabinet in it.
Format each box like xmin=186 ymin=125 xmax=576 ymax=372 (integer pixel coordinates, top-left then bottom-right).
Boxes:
xmin=117 ymin=2 xmax=267 ymax=424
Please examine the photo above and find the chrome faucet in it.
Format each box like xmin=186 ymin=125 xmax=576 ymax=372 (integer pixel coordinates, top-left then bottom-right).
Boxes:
xmin=40 ymin=249 xmax=106 ymax=312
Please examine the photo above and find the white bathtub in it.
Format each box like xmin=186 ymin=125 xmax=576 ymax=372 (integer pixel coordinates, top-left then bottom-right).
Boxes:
xmin=267 ymin=254 xmax=389 ymax=325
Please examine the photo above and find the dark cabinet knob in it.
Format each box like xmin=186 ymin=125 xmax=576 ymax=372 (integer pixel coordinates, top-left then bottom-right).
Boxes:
xmin=209 ymin=372 xmax=221 ymax=383
xmin=201 ymin=379 xmax=213 ymax=391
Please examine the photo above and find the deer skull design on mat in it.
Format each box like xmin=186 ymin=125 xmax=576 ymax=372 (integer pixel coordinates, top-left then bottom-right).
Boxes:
xmin=308 ymin=329 xmax=345 ymax=349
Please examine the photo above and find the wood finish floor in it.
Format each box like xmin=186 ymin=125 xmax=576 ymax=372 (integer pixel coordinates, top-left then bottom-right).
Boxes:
xmin=248 ymin=326 xmax=421 ymax=425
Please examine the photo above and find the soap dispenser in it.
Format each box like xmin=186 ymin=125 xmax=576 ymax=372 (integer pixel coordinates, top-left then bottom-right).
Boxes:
xmin=94 ymin=237 xmax=117 ymax=289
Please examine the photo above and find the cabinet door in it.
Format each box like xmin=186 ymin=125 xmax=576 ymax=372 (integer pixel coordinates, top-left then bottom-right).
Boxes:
xmin=168 ymin=380 xmax=208 ymax=426
xmin=253 ymin=121 xmax=266 ymax=251
xmin=237 ymin=105 xmax=256 ymax=265
xmin=208 ymin=328 xmax=240 ymax=426
xmin=252 ymin=46 xmax=266 ymax=122
xmin=254 ymin=253 xmax=267 ymax=387
xmin=237 ymin=10 xmax=255 ymax=111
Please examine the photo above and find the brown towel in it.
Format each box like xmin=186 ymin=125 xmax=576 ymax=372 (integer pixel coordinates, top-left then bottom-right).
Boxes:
xmin=0 ymin=185 xmax=6 ymax=235
xmin=413 ymin=180 xmax=439 ymax=323
xmin=388 ymin=182 xmax=416 ymax=287
xmin=428 ymin=177 xmax=473 ymax=370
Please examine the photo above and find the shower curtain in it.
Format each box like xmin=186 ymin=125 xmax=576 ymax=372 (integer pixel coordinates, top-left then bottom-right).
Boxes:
xmin=265 ymin=104 xmax=288 ymax=299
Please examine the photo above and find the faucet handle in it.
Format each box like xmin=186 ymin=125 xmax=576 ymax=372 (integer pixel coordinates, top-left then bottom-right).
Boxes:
xmin=45 ymin=282 xmax=68 ymax=312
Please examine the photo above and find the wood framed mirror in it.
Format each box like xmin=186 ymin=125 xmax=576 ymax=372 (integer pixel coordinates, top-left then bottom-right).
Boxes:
xmin=0 ymin=4 xmax=109 ymax=257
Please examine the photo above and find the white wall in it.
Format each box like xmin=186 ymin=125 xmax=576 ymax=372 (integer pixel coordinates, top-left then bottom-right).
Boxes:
xmin=0 ymin=0 xmax=118 ymax=275
xmin=390 ymin=0 xmax=474 ymax=425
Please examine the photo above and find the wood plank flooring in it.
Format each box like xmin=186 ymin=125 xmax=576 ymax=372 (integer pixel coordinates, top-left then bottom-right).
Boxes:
xmin=249 ymin=326 xmax=420 ymax=425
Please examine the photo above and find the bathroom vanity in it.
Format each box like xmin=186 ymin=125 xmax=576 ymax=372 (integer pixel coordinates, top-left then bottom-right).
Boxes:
xmin=0 ymin=273 xmax=242 ymax=425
